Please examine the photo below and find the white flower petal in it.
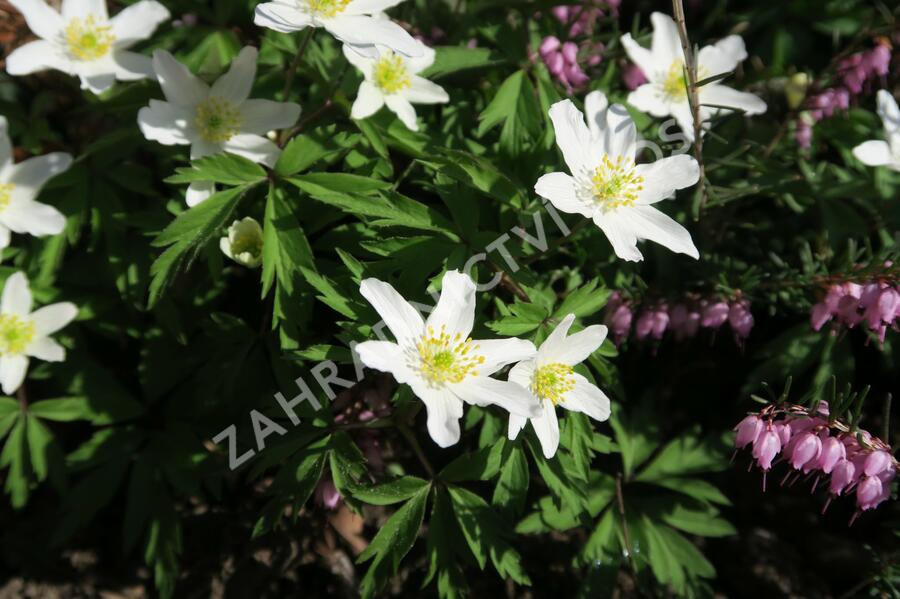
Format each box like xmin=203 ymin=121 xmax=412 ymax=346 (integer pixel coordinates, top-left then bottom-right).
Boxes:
xmin=111 ymin=0 xmax=170 ymax=45
xmin=635 ymin=154 xmax=700 ymax=204
xmin=405 ymin=77 xmax=448 ymax=105
xmin=151 ymin=50 xmax=209 ymax=108
xmin=5 ymin=40 xmax=69 ymax=76
xmin=354 ymin=340 xmax=416 ymax=384
xmin=384 ymin=94 xmax=418 ymax=130
xmin=221 ymin=134 xmax=281 ymax=168
xmin=344 ymin=0 xmax=407 ymax=15
xmin=548 ymin=99 xmax=593 ymax=175
xmin=697 ymin=35 xmax=747 ymax=77
xmin=540 ymin=317 xmax=608 ymax=366
xmin=476 ymin=338 xmax=536 ymax=376
xmin=419 ymin=388 xmax=463 ymax=447
xmin=27 ymin=337 xmax=65 ymax=362
xmin=405 ymin=44 xmax=436 ymax=74
xmin=7 ymin=153 xmax=72 ymax=192
xmin=0 ymin=354 xmax=29 ymax=395
xmin=426 ymin=270 xmax=476 ymax=338
xmin=0 ymin=225 xmax=10 ymax=250
xmin=323 ymin=15 xmax=423 ymax=58
xmin=1 ymin=201 xmax=66 ymax=237
xmin=351 ymin=81 xmax=385 ymax=119
xmin=239 ymin=99 xmax=301 ymax=134
xmin=30 ymin=302 xmax=77 ymax=337
xmin=852 ymin=140 xmax=891 ymax=167
xmin=2 ymin=272 xmax=31 ymax=316
xmin=359 ymin=277 xmax=425 ymax=345
xmin=593 ymin=211 xmax=642 ymax=262
xmin=342 ymin=43 xmax=375 ymax=76
xmin=137 ymin=100 xmax=193 ymax=146
xmin=111 ymin=50 xmax=154 ymax=81
xmin=625 ymin=204 xmax=699 ymax=259
xmin=508 ymin=412 xmax=527 ymax=441
xmin=876 ymin=90 xmax=900 ymax=134
xmin=584 ymin=90 xmax=609 ymax=140
xmin=507 ymin=360 xmax=534 ymax=388
xmin=190 ymin=139 xmax=221 ymax=161
xmin=534 ymin=172 xmax=592 ymax=217
xmin=530 ymin=400 xmax=560 ymax=458
xmin=211 ymin=46 xmax=258 ymax=104
xmin=603 ymin=102 xmax=638 ymax=158
xmin=452 ymin=376 xmax=540 ymax=418
xmin=620 ymin=32 xmax=659 ymax=79
xmin=80 ymin=73 xmax=116 ymax=94
xmin=10 ymin=0 xmax=64 ymax=39
xmin=253 ymin=2 xmax=313 ymax=33
xmin=671 ymin=101 xmax=696 ymax=140
xmin=564 ymin=373 xmax=611 ymax=422
xmin=62 ymin=0 xmax=107 ymax=19
xmin=626 ymin=83 xmax=672 ymax=118
xmin=650 ymin=12 xmax=683 ymax=73
xmin=186 ymin=181 xmax=215 ymax=207
xmin=700 ymin=84 xmax=767 ymax=115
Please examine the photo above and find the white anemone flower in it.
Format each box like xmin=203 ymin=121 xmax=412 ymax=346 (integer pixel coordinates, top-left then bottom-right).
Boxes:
xmin=137 ymin=46 xmax=302 ymax=206
xmin=0 ymin=116 xmax=71 ymax=251
xmin=343 ymin=43 xmax=449 ymax=131
xmin=508 ymin=314 xmax=611 ymax=458
xmin=220 ymin=217 xmax=264 ymax=268
xmin=254 ymin=0 xmax=422 ymax=58
xmin=852 ymin=90 xmax=900 ymax=172
xmin=6 ymin=0 xmax=170 ymax=94
xmin=355 ymin=270 xmax=541 ymax=448
xmin=536 ymin=93 xmax=700 ymax=262
xmin=0 ymin=272 xmax=78 ymax=394
xmin=621 ymin=12 xmax=766 ymax=141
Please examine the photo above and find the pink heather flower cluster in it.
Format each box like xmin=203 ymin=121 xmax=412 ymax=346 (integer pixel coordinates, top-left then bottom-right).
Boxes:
xmin=735 ymin=403 xmax=897 ymax=519
xmin=810 ymin=280 xmax=900 ymax=344
xmin=605 ymin=292 xmax=754 ymax=346
xmin=796 ymin=41 xmax=892 ymax=148
xmin=538 ymin=1 xmax=619 ymax=92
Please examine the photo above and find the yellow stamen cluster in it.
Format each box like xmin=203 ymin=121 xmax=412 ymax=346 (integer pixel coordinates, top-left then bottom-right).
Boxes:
xmin=0 ymin=184 xmax=14 ymax=211
xmin=662 ymin=60 xmax=689 ymax=99
xmin=231 ymin=231 xmax=263 ymax=259
xmin=417 ymin=325 xmax=484 ymax=385
xmin=0 ymin=314 xmax=35 ymax=355
xmin=591 ymin=155 xmax=644 ymax=210
xmin=195 ymin=97 xmax=243 ymax=143
xmin=531 ymin=363 xmax=575 ymax=406
xmin=65 ymin=16 xmax=115 ymax=61
xmin=373 ymin=53 xmax=411 ymax=94
xmin=307 ymin=0 xmax=352 ymax=17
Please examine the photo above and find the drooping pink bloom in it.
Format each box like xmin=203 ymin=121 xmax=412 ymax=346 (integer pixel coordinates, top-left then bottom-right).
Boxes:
xmin=634 ymin=309 xmax=654 ymax=341
xmin=728 ymin=300 xmax=754 ymax=340
xmin=829 ymin=459 xmax=857 ymax=495
xmin=752 ymin=426 xmax=781 ymax=471
xmin=864 ymin=450 xmax=892 ymax=477
xmin=622 ymin=63 xmax=647 ymax=91
xmin=856 ymin=475 xmax=884 ymax=511
xmin=789 ymin=431 xmax=822 ymax=470
xmin=735 ymin=415 xmax=763 ymax=448
xmin=818 ymin=435 xmax=846 ymax=474
xmin=315 ymin=478 xmax=342 ymax=510
xmin=700 ymin=300 xmax=729 ymax=329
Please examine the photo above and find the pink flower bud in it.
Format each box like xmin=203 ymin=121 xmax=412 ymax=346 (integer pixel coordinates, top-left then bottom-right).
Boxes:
xmin=606 ymin=303 xmax=632 ymax=343
xmin=734 ymin=415 xmax=763 ymax=448
xmin=550 ymin=6 xmax=570 ymax=23
xmin=622 ymin=63 xmax=647 ymax=91
xmin=635 ymin=310 xmax=654 ymax=340
xmin=789 ymin=431 xmax=822 ymax=470
xmin=810 ymin=303 xmax=833 ymax=331
xmin=545 ymin=52 xmax=565 ymax=76
xmin=540 ymin=36 xmax=561 ymax=56
xmin=776 ymin=422 xmax=792 ymax=445
xmin=561 ymin=41 xmax=578 ymax=64
xmin=752 ymin=427 xmax=781 ymax=471
xmin=700 ymin=300 xmax=729 ymax=329
xmin=650 ymin=305 xmax=669 ymax=340
xmin=829 ymin=459 xmax=857 ymax=495
xmin=728 ymin=300 xmax=754 ymax=339
xmin=856 ymin=475 xmax=884 ymax=511
xmin=836 ymin=294 xmax=862 ymax=327
xmin=864 ymin=450 xmax=892 ymax=477
xmin=315 ymin=478 xmax=342 ymax=510
xmin=818 ymin=435 xmax=846 ymax=474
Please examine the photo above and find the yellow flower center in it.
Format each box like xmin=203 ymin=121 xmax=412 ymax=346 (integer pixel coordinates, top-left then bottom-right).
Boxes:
xmin=416 ymin=325 xmax=485 ymax=385
xmin=195 ymin=97 xmax=243 ymax=143
xmin=373 ymin=53 xmax=411 ymax=94
xmin=531 ymin=363 xmax=575 ymax=406
xmin=231 ymin=232 xmax=262 ymax=258
xmin=0 ymin=314 xmax=35 ymax=355
xmin=65 ymin=16 xmax=115 ymax=61
xmin=662 ymin=59 xmax=709 ymax=100
xmin=0 ymin=184 xmax=14 ymax=211
xmin=307 ymin=0 xmax=352 ymax=17
xmin=591 ymin=155 xmax=644 ymax=211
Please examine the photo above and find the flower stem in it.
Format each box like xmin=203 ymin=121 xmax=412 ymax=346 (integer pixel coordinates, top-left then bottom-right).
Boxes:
xmin=281 ymin=28 xmax=315 ymax=103
xmin=615 ymin=473 xmax=638 ymax=576
xmin=671 ymin=0 xmax=707 ymax=215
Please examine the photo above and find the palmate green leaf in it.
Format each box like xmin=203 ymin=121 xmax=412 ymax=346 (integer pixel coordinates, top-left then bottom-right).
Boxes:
xmin=287 ymin=177 xmax=459 ymax=239
xmin=554 ymin=279 xmax=611 ymax=319
xmin=149 ymin=183 xmax=256 ymax=307
xmin=635 ymin=428 xmax=728 ymax=482
xmin=299 ymin=266 xmax=360 ymax=319
xmin=609 ymin=409 xmax=659 ymax=478
xmin=0 ymin=418 xmax=27 ymax=507
xmin=439 ymin=438 xmax=505 ymax=482
xmin=262 ymin=183 xmax=316 ymax=298
xmin=425 ymin=488 xmax=468 ymax=599
xmin=447 ymin=485 xmax=531 ymax=585
xmin=165 ymin=153 xmax=267 ymax=186
xmin=477 ymin=70 xmax=525 ymax=137
xmin=292 ymin=172 xmax=392 ymax=194
xmin=352 ymin=475 xmax=429 ymax=506
xmin=253 ymin=444 xmax=328 ymax=539
xmin=652 ymin=477 xmax=731 ymax=506
xmin=358 ymin=484 xmax=430 ymax=599
xmin=660 ymin=501 xmax=737 ymax=537
xmin=492 ymin=443 xmax=528 ymax=514
xmin=486 ymin=301 xmax=548 ymax=336
xmin=420 ymin=148 xmax=529 ymax=208
xmin=275 ymin=130 xmax=361 ymax=176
